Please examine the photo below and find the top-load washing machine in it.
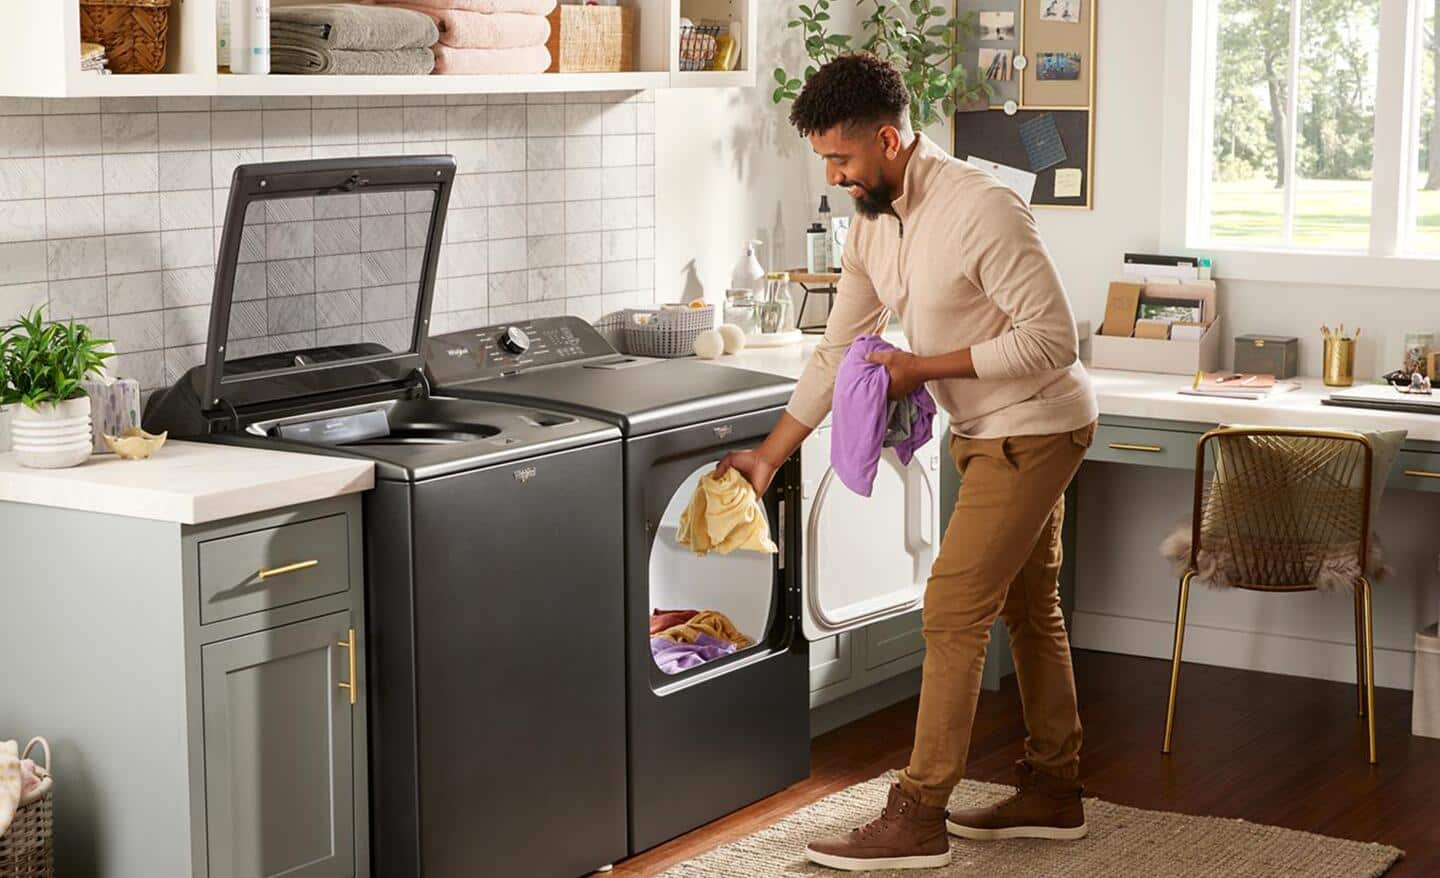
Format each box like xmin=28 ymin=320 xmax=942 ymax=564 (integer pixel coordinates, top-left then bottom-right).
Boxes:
xmin=144 ymin=157 xmax=629 ymax=878
xmin=423 ymin=319 xmax=811 ymax=854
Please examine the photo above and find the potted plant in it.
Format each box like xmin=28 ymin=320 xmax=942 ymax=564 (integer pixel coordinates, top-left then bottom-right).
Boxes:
xmin=772 ymin=0 xmax=994 ymax=130
xmin=0 ymin=307 xmax=113 ymax=469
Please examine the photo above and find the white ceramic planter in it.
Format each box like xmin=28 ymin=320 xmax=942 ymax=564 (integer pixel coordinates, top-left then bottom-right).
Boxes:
xmin=11 ymin=397 xmax=93 ymax=469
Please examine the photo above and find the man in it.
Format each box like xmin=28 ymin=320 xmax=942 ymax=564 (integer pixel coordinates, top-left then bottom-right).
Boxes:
xmin=718 ymin=54 xmax=1099 ymax=871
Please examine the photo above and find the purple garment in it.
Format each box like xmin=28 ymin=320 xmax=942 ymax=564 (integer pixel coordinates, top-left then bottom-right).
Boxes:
xmin=651 ymin=633 xmax=737 ymax=675
xmin=831 ymin=335 xmax=937 ymax=497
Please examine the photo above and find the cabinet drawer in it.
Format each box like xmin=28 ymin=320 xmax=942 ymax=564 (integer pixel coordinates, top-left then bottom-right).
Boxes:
xmin=197 ymin=513 xmax=351 ymax=625
xmin=1088 ymin=424 xmax=1199 ymax=470
xmin=865 ymin=610 xmax=925 ymax=670
xmin=1391 ymin=450 xmax=1440 ymax=494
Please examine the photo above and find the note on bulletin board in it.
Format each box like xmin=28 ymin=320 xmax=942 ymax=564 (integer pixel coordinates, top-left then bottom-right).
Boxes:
xmin=1054 ymin=168 xmax=1083 ymax=198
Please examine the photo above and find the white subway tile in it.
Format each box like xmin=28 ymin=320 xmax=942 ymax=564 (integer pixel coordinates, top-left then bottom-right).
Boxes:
xmin=0 ymin=159 xmax=45 ymax=200
xmin=404 ymin=107 xmax=446 ymax=141
xmin=164 ymin=305 xmax=211 ymax=348
xmin=527 ymin=137 xmax=565 ymax=171
xmin=312 ymin=109 xmax=359 ymax=145
xmin=565 ymin=136 xmax=602 ymax=169
xmin=158 ymin=112 xmax=211 ymax=151
xmin=262 ymin=110 xmax=311 ymax=148
xmin=488 ymin=237 xmax=528 ymax=274
xmin=602 ymin=135 xmax=637 ymax=167
xmin=450 ymin=139 xmax=490 ymax=174
xmin=488 ymin=105 xmax=527 ymax=138
xmin=212 ymin=111 xmax=263 ymax=149
xmin=101 ymin=113 xmax=159 ymax=153
xmin=107 ymin=271 xmax=163 ymax=314
xmin=0 ymin=280 xmax=48 ymax=314
xmin=47 ymin=236 xmax=106 ymax=280
xmin=159 ymin=151 xmax=212 ymax=192
xmin=0 ymin=117 xmax=43 ymax=159
xmin=106 ymin=233 xmax=162 ymax=275
xmin=566 ymin=263 xmax=602 ymax=298
xmin=108 ymin=310 xmax=165 ymax=353
xmin=46 ymin=196 xmax=105 ymax=239
xmin=0 ymin=200 xmax=46 ymax=243
xmin=47 ymin=276 xmax=107 ymax=319
xmin=161 ymin=228 xmax=214 ymax=270
xmin=43 ymin=114 xmax=101 ymax=156
xmin=565 ymin=200 xmax=602 ymax=234
xmin=162 ymin=267 xmax=217 ymax=308
xmin=527 ymin=235 xmax=566 ymax=269
xmin=565 ymin=168 xmax=603 ymax=201
xmin=103 ymin=153 xmax=159 ymax=194
xmin=45 ymin=156 xmax=104 ymax=197
xmin=566 ymin=232 xmax=601 ymax=265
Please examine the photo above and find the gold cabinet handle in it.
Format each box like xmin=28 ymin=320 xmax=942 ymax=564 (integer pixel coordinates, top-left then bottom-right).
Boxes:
xmin=257 ymin=559 xmax=319 ymax=580
xmin=1109 ymin=443 xmax=1164 ymax=453
xmin=336 ymin=627 xmax=357 ymax=705
xmin=1404 ymin=469 xmax=1440 ymax=480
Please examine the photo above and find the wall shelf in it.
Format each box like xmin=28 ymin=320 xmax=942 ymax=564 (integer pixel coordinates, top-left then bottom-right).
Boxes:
xmin=0 ymin=0 xmax=756 ymax=99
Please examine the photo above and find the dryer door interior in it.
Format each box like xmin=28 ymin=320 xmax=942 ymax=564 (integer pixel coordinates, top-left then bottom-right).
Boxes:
xmin=800 ymin=419 xmax=945 ymax=641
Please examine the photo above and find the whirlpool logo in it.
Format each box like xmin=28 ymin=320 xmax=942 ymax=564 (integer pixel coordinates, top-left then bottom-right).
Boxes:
xmin=446 ymin=347 xmax=468 ymax=358
xmin=714 ymin=424 xmax=734 ymax=440
xmin=513 ymin=466 xmax=537 ymax=483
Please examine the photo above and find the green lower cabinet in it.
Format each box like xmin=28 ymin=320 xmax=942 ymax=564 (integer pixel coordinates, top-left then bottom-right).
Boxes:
xmin=201 ymin=611 xmax=359 ymax=878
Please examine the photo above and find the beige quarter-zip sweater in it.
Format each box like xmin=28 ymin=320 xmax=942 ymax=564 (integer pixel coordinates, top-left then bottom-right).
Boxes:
xmin=787 ymin=134 xmax=1098 ymax=438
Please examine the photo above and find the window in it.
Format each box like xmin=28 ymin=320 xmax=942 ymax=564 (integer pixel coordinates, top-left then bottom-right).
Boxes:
xmin=1202 ymin=0 xmax=1382 ymax=251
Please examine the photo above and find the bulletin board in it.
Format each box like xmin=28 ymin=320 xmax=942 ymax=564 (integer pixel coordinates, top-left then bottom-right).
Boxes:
xmin=953 ymin=0 xmax=1097 ymax=209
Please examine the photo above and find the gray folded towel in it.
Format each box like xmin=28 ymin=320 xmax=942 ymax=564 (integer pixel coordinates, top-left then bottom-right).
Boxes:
xmin=271 ymin=46 xmax=437 ymax=75
xmin=270 ymin=4 xmax=438 ymax=51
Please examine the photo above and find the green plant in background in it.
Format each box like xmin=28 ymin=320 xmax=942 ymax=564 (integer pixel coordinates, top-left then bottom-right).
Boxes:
xmin=772 ymin=0 xmax=991 ymax=130
xmin=0 ymin=307 xmax=113 ymax=410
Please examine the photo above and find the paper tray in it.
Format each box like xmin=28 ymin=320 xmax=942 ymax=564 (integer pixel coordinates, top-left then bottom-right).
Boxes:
xmin=1090 ymin=317 xmax=1222 ymax=375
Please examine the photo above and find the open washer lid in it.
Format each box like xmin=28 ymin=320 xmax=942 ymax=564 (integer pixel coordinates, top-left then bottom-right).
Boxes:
xmin=192 ymin=155 xmax=456 ymax=414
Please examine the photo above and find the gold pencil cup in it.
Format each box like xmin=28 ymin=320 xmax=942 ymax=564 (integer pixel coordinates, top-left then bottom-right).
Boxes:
xmin=1324 ymin=337 xmax=1356 ymax=387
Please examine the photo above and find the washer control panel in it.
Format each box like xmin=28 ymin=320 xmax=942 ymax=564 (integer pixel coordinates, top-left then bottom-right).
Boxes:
xmin=423 ymin=316 xmax=616 ymax=385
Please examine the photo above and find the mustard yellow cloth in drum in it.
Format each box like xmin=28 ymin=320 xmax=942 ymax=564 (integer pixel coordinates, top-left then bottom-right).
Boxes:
xmin=654 ymin=610 xmax=755 ymax=650
xmin=676 ymin=469 xmax=778 ymax=557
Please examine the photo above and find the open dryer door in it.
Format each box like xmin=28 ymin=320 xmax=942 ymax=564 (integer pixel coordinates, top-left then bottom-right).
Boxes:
xmin=799 ymin=416 xmax=947 ymax=641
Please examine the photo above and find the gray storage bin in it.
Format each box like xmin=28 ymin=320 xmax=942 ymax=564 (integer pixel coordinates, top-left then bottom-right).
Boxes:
xmin=1235 ymin=334 xmax=1299 ymax=378
xmin=1416 ymin=624 xmax=1440 ymax=740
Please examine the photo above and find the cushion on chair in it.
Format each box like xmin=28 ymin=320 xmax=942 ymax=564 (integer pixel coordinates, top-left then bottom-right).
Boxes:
xmin=1159 ymin=427 xmax=1406 ymax=591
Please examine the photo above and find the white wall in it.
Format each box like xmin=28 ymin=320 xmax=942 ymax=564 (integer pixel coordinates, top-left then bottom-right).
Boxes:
xmin=654 ymin=0 xmax=1440 ymax=688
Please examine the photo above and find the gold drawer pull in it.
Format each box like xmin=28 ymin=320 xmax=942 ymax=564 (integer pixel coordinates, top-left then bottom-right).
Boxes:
xmin=1109 ymin=443 xmax=1164 ymax=453
xmin=337 ymin=627 xmax=357 ymax=705
xmin=1404 ymin=469 xmax=1440 ymax=480
xmin=257 ymin=559 xmax=319 ymax=580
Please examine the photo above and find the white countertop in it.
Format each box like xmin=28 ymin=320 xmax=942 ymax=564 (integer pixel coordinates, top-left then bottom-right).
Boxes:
xmin=0 ymin=441 xmax=375 ymax=525
xmin=713 ymin=338 xmax=1440 ymax=443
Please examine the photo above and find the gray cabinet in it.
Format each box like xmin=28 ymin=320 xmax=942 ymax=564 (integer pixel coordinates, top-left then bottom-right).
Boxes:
xmin=0 ymin=494 xmax=369 ymax=878
xmin=810 ymin=610 xmax=926 ymax=709
xmin=202 ymin=611 xmax=358 ymax=878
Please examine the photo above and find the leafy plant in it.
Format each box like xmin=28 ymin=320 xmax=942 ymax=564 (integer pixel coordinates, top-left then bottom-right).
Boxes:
xmin=773 ymin=0 xmax=992 ymax=130
xmin=0 ymin=306 xmax=114 ymax=410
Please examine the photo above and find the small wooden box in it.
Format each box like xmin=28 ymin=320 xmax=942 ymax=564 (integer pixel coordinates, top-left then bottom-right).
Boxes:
xmin=547 ymin=5 xmax=636 ymax=73
xmin=1234 ymin=334 xmax=1299 ymax=378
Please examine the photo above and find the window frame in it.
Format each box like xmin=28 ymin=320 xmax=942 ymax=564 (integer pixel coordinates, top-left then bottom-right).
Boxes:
xmin=1161 ymin=0 xmax=1440 ymax=288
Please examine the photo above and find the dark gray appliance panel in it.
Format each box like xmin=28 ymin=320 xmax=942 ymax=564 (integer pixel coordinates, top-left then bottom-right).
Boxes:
xmin=625 ymin=408 xmax=809 ymax=854
xmin=411 ymin=440 xmax=627 ymax=878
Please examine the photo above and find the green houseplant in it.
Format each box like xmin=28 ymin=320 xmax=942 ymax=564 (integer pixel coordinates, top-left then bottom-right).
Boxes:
xmin=772 ymin=0 xmax=993 ymax=130
xmin=0 ymin=306 xmax=114 ymax=468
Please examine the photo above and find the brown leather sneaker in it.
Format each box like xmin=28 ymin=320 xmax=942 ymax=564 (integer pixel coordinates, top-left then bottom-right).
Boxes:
xmin=946 ymin=761 xmax=1087 ymax=841
xmin=805 ymin=783 xmax=951 ymax=871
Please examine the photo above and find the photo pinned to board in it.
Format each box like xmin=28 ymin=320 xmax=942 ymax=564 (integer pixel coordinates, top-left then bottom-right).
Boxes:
xmin=1041 ymin=0 xmax=1081 ymax=23
xmin=967 ymin=156 xmax=1037 ymax=203
xmin=979 ymin=48 xmax=1014 ymax=81
xmin=979 ymin=11 xmax=1016 ymax=41
xmin=1018 ymin=113 xmax=1067 ymax=172
xmin=1036 ymin=51 xmax=1082 ymax=81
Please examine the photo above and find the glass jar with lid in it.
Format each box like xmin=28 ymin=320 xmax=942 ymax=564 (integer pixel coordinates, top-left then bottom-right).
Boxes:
xmin=724 ymin=288 xmax=758 ymax=335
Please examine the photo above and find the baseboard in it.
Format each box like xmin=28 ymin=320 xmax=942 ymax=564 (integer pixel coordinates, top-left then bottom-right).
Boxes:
xmin=1072 ymin=611 xmax=1416 ymax=691
xmin=809 ymin=669 xmax=923 ymax=738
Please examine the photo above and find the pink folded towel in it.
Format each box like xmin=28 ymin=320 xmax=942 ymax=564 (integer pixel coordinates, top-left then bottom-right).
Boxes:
xmin=372 ymin=0 xmax=556 ymax=14
xmin=433 ymin=43 xmax=551 ymax=74
xmin=384 ymin=6 xmax=551 ymax=49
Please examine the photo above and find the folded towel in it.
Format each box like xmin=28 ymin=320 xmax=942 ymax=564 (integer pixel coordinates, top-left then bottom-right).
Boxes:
xmin=433 ymin=44 xmax=551 ymax=75
xmin=370 ymin=0 xmax=557 ymax=14
xmin=272 ymin=3 xmax=438 ymax=51
xmin=272 ymin=46 xmax=437 ymax=75
xmin=0 ymin=740 xmax=19 ymax=839
xmin=381 ymin=6 xmax=551 ymax=49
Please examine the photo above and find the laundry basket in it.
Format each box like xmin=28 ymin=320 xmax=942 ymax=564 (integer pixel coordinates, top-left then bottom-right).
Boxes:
xmin=623 ymin=306 xmax=715 ymax=358
xmin=0 ymin=738 xmax=54 ymax=878
xmin=80 ymin=0 xmax=172 ymax=74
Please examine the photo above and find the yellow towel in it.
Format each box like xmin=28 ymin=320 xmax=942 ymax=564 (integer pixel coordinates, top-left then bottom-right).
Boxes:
xmin=654 ymin=610 xmax=755 ymax=650
xmin=676 ymin=468 xmax=778 ymax=557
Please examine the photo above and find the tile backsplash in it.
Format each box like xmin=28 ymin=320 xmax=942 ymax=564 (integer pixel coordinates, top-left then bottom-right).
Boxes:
xmin=0 ymin=92 xmax=658 ymax=394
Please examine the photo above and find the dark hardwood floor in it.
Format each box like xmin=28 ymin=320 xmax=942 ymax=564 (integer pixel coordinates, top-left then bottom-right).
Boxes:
xmin=611 ymin=650 xmax=1440 ymax=876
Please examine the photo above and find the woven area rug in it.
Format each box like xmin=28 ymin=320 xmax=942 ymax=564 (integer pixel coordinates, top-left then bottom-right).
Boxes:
xmin=659 ymin=773 xmax=1403 ymax=877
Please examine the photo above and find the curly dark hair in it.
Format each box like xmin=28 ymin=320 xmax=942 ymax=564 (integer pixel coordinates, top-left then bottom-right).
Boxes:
xmin=789 ymin=54 xmax=910 ymax=137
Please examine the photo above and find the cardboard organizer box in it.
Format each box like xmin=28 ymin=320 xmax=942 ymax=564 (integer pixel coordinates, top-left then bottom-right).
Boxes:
xmin=1090 ymin=280 xmax=1220 ymax=374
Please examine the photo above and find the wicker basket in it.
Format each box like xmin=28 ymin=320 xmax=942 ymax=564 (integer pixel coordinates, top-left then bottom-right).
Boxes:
xmin=546 ymin=5 xmax=636 ymax=73
xmin=0 ymin=738 xmax=54 ymax=878
xmin=80 ymin=0 xmax=171 ymax=74
xmin=623 ymin=306 xmax=715 ymax=358
xmin=679 ymin=23 xmax=722 ymax=72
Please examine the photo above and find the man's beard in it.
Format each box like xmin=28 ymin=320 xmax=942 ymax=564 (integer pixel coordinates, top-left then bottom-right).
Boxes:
xmin=848 ymin=180 xmax=896 ymax=219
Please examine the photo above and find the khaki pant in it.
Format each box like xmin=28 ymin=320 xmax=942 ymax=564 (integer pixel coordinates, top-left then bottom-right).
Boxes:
xmin=898 ymin=423 xmax=1095 ymax=808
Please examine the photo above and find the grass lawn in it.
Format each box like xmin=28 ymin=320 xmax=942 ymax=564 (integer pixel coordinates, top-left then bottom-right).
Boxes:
xmin=1211 ymin=179 xmax=1440 ymax=252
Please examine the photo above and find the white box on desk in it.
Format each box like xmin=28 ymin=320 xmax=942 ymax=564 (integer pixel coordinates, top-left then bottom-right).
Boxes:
xmin=1090 ymin=317 xmax=1223 ymax=375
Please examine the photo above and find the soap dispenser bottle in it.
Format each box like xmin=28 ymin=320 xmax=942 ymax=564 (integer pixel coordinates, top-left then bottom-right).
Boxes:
xmin=731 ymin=239 xmax=766 ymax=295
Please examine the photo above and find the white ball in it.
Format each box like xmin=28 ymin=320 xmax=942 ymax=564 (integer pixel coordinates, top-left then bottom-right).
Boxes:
xmin=693 ymin=329 xmax=725 ymax=360
xmin=718 ymin=323 xmax=746 ymax=354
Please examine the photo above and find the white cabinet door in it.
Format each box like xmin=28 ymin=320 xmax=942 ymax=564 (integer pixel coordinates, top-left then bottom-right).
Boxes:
xmin=800 ymin=419 xmax=944 ymax=641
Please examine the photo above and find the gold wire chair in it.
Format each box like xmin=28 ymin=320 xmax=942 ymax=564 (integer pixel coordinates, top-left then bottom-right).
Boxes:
xmin=1162 ymin=426 xmax=1378 ymax=763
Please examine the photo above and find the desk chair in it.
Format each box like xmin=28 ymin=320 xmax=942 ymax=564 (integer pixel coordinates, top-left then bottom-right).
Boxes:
xmin=1162 ymin=427 xmax=1385 ymax=763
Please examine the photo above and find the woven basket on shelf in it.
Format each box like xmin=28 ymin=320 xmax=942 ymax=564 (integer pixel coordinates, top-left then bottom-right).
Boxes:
xmin=0 ymin=738 xmax=54 ymax=878
xmin=623 ymin=306 xmax=715 ymax=358
xmin=546 ymin=5 xmax=635 ymax=73
xmin=80 ymin=0 xmax=171 ymax=74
